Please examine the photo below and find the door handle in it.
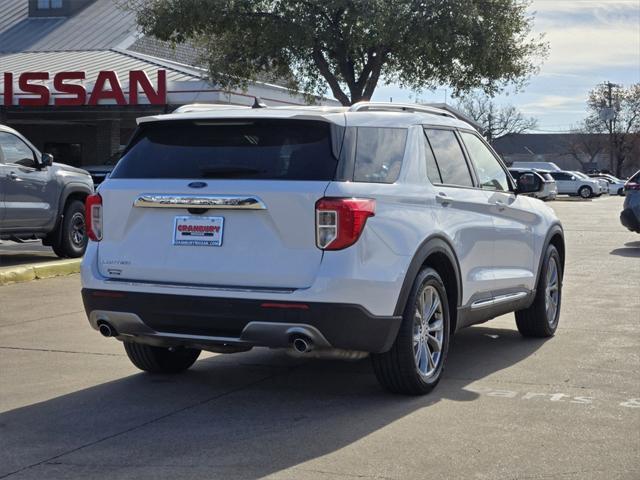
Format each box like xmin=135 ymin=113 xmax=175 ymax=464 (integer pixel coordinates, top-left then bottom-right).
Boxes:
xmin=435 ymin=192 xmax=451 ymax=206
xmin=7 ymin=172 xmax=18 ymax=181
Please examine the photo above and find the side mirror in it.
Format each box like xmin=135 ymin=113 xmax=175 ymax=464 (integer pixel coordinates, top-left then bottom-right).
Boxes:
xmin=40 ymin=153 xmax=54 ymax=168
xmin=516 ymin=173 xmax=543 ymax=194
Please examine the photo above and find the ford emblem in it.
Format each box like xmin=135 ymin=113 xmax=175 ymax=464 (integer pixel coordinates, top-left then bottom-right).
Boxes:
xmin=188 ymin=181 xmax=207 ymax=189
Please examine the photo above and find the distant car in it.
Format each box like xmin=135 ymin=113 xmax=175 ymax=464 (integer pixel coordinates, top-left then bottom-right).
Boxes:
xmin=83 ymin=149 xmax=123 ymax=186
xmin=620 ymin=170 xmax=640 ymax=233
xmin=509 ymin=168 xmax=557 ymax=201
xmin=548 ymin=170 xmax=601 ymax=198
xmin=511 ymin=161 xmax=562 ymax=171
xmin=0 ymin=124 xmax=94 ymax=257
xmin=589 ymin=173 xmax=626 ymax=196
xmin=571 ymin=171 xmax=608 ymax=195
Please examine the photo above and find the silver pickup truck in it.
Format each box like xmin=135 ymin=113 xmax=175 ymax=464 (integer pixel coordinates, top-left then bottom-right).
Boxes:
xmin=0 ymin=124 xmax=94 ymax=257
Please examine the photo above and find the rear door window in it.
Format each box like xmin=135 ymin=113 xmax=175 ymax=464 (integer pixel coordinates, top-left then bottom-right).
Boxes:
xmin=459 ymin=131 xmax=509 ymax=191
xmin=423 ymin=128 xmax=474 ymax=187
xmin=111 ymin=119 xmax=339 ymax=180
xmin=353 ymin=127 xmax=407 ymax=183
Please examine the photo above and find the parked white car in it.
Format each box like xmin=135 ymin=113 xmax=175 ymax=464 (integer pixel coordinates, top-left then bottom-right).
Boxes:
xmin=571 ymin=171 xmax=608 ymax=195
xmin=81 ymin=102 xmax=565 ymax=395
xmin=548 ymin=170 xmax=602 ymax=198
xmin=589 ymin=173 xmax=626 ymax=196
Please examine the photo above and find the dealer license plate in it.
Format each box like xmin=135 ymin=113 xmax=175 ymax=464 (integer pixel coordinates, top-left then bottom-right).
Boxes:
xmin=173 ymin=216 xmax=224 ymax=247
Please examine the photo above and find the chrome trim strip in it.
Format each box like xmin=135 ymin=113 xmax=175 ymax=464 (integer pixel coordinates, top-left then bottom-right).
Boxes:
xmin=103 ymin=278 xmax=296 ymax=294
xmin=470 ymin=291 xmax=528 ymax=310
xmin=133 ymin=194 xmax=266 ymax=210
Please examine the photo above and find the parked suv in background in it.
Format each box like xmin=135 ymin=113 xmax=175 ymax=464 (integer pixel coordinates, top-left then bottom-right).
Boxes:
xmin=548 ymin=170 xmax=601 ymax=198
xmin=81 ymin=102 xmax=565 ymax=395
xmin=620 ymin=170 xmax=640 ymax=233
xmin=0 ymin=125 xmax=93 ymax=257
xmin=508 ymin=168 xmax=557 ymax=201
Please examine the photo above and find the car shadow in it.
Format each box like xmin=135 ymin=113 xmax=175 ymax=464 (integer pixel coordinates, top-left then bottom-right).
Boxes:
xmin=610 ymin=243 xmax=640 ymax=257
xmin=0 ymin=326 xmax=546 ymax=478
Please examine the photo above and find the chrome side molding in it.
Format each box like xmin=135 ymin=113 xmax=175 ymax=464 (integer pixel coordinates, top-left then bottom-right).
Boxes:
xmin=470 ymin=291 xmax=528 ymax=310
xmin=133 ymin=194 xmax=266 ymax=210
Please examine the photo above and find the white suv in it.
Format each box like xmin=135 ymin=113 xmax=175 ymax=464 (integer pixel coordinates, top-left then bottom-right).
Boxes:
xmin=81 ymin=102 xmax=565 ymax=395
xmin=548 ymin=170 xmax=601 ymax=198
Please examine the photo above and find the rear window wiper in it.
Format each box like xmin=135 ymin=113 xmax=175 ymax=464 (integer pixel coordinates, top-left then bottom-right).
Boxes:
xmin=200 ymin=166 xmax=265 ymax=178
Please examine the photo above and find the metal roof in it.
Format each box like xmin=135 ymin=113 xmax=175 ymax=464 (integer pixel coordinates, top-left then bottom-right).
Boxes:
xmin=0 ymin=0 xmax=137 ymax=54
xmin=0 ymin=49 xmax=202 ymax=84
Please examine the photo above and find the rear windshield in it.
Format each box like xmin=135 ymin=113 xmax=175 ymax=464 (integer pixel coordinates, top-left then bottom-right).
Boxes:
xmin=111 ymin=119 xmax=340 ymax=180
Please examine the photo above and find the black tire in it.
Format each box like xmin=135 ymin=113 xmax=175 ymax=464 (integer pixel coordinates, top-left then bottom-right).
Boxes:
xmin=618 ymin=188 xmax=624 ymax=196
xmin=515 ymin=245 xmax=562 ymax=337
xmin=371 ymin=268 xmax=450 ymax=395
xmin=578 ymin=186 xmax=592 ymax=199
xmin=51 ymin=200 xmax=87 ymax=258
xmin=124 ymin=342 xmax=201 ymax=374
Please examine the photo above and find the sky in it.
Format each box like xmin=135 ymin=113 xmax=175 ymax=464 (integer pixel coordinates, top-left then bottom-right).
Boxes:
xmin=371 ymin=0 xmax=640 ymax=132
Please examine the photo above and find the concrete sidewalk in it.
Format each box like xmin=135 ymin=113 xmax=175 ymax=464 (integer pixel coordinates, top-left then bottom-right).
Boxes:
xmin=0 ymin=241 xmax=81 ymax=285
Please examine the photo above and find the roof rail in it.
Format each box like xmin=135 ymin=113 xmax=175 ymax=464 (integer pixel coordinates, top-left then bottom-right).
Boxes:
xmin=172 ymin=104 xmax=250 ymax=113
xmin=348 ymin=101 xmax=457 ymax=119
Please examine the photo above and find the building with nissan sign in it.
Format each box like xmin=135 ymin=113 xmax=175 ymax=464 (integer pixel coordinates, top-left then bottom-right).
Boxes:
xmin=0 ymin=0 xmax=338 ymax=167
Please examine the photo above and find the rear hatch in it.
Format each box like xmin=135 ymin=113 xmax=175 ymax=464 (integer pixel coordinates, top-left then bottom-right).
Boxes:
xmin=97 ymin=118 xmax=342 ymax=289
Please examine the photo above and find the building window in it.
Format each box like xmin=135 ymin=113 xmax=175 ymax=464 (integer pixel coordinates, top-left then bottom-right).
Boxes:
xmin=37 ymin=0 xmax=63 ymax=9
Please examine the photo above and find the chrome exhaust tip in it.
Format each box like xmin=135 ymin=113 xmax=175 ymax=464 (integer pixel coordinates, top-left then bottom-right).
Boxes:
xmin=292 ymin=336 xmax=312 ymax=354
xmin=98 ymin=321 xmax=115 ymax=338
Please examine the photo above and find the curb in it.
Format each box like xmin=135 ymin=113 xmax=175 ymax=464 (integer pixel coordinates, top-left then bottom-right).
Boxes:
xmin=0 ymin=259 xmax=81 ymax=286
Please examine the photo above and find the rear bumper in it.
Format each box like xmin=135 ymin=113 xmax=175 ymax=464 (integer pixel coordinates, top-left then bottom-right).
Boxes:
xmin=620 ymin=208 xmax=640 ymax=233
xmin=82 ymin=289 xmax=402 ymax=353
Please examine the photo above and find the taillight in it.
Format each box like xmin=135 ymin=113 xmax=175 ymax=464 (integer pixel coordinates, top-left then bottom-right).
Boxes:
xmin=315 ymin=197 xmax=375 ymax=250
xmin=85 ymin=194 xmax=103 ymax=241
xmin=624 ymin=182 xmax=640 ymax=191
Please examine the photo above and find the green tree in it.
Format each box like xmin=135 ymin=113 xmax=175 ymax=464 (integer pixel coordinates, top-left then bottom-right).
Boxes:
xmin=124 ymin=0 xmax=547 ymax=105
xmin=586 ymin=83 xmax=640 ymax=177
xmin=456 ymin=92 xmax=537 ymax=143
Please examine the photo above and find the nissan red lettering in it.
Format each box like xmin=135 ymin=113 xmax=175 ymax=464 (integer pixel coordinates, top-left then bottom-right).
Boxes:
xmin=18 ymin=72 xmax=50 ymax=106
xmin=53 ymin=71 xmax=87 ymax=106
xmin=2 ymin=70 xmax=167 ymax=106
xmin=88 ymin=71 xmax=126 ymax=106
xmin=129 ymin=70 xmax=166 ymax=105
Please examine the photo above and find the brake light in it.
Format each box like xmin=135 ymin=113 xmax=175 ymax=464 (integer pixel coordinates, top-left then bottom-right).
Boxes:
xmin=85 ymin=194 xmax=103 ymax=241
xmin=315 ymin=197 xmax=375 ymax=250
xmin=624 ymin=182 xmax=640 ymax=191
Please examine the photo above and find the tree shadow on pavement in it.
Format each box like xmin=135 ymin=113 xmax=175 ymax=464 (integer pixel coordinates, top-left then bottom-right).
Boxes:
xmin=0 ymin=326 xmax=546 ymax=479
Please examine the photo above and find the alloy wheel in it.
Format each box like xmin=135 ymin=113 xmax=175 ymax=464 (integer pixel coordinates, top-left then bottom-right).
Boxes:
xmin=545 ymin=257 xmax=560 ymax=326
xmin=413 ymin=285 xmax=444 ymax=378
xmin=70 ymin=212 xmax=86 ymax=247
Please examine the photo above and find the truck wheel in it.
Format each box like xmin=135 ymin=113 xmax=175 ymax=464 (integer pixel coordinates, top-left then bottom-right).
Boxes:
xmin=124 ymin=342 xmax=201 ymax=374
xmin=371 ymin=268 xmax=450 ymax=395
xmin=515 ymin=245 xmax=562 ymax=337
xmin=51 ymin=200 xmax=87 ymax=258
xmin=578 ymin=186 xmax=592 ymax=199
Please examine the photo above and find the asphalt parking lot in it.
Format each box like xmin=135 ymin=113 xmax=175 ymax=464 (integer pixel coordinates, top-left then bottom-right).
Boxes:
xmin=0 ymin=195 xmax=638 ymax=480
